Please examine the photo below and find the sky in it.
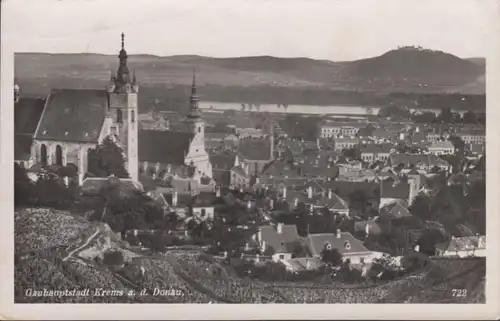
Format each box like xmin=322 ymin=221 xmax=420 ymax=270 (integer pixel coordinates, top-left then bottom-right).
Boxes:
xmin=1 ymin=0 xmax=496 ymax=61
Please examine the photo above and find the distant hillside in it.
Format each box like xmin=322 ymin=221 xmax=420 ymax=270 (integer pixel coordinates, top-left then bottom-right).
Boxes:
xmin=466 ymin=57 xmax=486 ymax=68
xmin=15 ymin=48 xmax=485 ymax=96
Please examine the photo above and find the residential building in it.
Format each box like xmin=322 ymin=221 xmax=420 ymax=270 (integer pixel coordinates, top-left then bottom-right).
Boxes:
xmin=334 ymin=138 xmax=360 ymax=151
xmin=428 ymin=141 xmax=455 ymax=156
xmin=360 ymin=144 xmax=393 ymax=163
xmin=435 ymin=235 xmax=486 ymax=258
xmin=250 ymin=223 xmax=302 ymax=262
xmin=306 ymin=230 xmax=373 ymax=265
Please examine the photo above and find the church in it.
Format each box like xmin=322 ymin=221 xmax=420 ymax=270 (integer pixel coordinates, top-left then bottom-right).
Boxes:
xmin=14 ymin=33 xmax=213 ymax=185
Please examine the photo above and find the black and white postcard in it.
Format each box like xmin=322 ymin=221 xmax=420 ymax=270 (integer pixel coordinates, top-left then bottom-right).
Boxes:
xmin=1 ymin=0 xmax=499 ymax=319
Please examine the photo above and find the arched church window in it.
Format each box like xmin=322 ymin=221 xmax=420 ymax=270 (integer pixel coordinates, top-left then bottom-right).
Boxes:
xmin=55 ymin=145 xmax=63 ymax=166
xmin=131 ymin=110 xmax=135 ymax=123
xmin=117 ymin=109 xmax=123 ymax=124
xmin=40 ymin=144 xmax=48 ymax=166
xmin=198 ymin=126 xmax=201 ymax=133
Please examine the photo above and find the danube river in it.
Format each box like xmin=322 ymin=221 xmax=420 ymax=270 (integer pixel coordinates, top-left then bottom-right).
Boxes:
xmin=198 ymin=101 xmax=380 ymax=115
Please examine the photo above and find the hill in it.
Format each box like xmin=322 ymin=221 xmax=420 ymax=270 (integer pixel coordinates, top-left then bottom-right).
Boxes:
xmin=15 ymin=48 xmax=485 ymax=98
xmin=14 ymin=207 xmax=485 ymax=304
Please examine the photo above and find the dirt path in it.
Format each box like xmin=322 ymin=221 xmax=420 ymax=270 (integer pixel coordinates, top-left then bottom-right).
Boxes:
xmin=62 ymin=227 xmax=101 ymax=262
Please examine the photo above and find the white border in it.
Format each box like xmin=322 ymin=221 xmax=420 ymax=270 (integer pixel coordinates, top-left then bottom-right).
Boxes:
xmin=1 ymin=0 xmax=499 ymax=319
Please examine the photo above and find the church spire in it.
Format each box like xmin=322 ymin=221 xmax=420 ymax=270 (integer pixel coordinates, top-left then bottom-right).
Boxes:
xmin=188 ymin=70 xmax=201 ymax=118
xmin=116 ymin=32 xmax=130 ymax=86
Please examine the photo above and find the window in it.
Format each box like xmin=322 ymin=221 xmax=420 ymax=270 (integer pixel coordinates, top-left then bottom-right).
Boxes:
xmin=198 ymin=126 xmax=201 ymax=133
xmin=279 ymin=254 xmax=285 ymax=260
xmin=117 ymin=109 xmax=123 ymax=124
xmin=131 ymin=110 xmax=135 ymax=123
xmin=201 ymin=209 xmax=206 ymax=217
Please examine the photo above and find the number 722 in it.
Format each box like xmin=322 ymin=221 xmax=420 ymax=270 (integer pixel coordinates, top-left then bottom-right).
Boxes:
xmin=452 ymin=289 xmax=468 ymax=297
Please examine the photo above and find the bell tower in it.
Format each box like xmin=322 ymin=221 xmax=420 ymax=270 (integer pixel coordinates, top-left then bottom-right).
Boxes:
xmin=106 ymin=33 xmax=139 ymax=181
xmin=184 ymin=72 xmax=212 ymax=177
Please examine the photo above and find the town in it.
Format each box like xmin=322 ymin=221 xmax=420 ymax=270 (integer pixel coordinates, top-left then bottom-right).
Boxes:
xmin=14 ymin=34 xmax=486 ymax=304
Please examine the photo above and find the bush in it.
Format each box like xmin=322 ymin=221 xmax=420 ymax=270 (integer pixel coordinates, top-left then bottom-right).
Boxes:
xmin=102 ymin=250 xmax=124 ymax=266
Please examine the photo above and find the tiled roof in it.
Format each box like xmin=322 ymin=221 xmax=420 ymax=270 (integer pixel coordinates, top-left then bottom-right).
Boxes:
xmin=238 ymin=138 xmax=272 ymax=161
xmin=379 ymin=201 xmax=412 ymax=219
xmin=320 ymin=181 xmax=380 ymax=198
xmin=390 ymin=154 xmax=449 ymax=168
xmin=15 ymin=98 xmax=46 ymax=135
xmin=361 ymin=144 xmax=393 ymax=154
xmin=380 ymin=179 xmax=409 ymax=199
xmin=34 ymin=89 xmax=107 ymax=143
xmin=210 ymin=152 xmax=236 ymax=171
xmin=436 ymin=235 xmax=486 ymax=252
xmin=469 ymin=144 xmax=484 ymax=154
xmin=256 ymin=224 xmax=301 ymax=253
xmin=307 ymin=232 xmax=370 ymax=256
xmin=429 ymin=141 xmax=454 ymax=149
xmin=15 ymin=135 xmax=33 ymax=161
xmin=138 ymin=130 xmax=194 ymax=164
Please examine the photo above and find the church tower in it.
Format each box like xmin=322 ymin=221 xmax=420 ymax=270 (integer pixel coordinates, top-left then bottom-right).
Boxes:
xmin=184 ymin=72 xmax=212 ymax=177
xmin=106 ymin=33 xmax=139 ymax=181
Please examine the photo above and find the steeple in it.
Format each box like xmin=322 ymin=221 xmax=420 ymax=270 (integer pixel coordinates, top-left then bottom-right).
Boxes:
xmin=116 ymin=32 xmax=131 ymax=87
xmin=188 ymin=70 xmax=201 ymax=118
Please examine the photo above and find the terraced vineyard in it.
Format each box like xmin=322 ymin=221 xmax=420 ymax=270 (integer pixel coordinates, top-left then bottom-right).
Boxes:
xmin=14 ymin=208 xmax=486 ymax=303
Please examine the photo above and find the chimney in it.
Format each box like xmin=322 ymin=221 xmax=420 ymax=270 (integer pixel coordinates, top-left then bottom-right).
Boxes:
xmin=307 ymin=186 xmax=313 ymax=199
xmin=245 ymin=242 xmax=250 ymax=251
xmin=134 ymin=229 xmax=138 ymax=237
xmin=257 ymin=228 xmax=262 ymax=243
xmin=269 ymin=199 xmax=274 ymax=209
xmin=255 ymin=254 xmax=260 ymax=263
xmin=336 ymin=229 xmax=341 ymax=239
xmin=294 ymin=198 xmax=298 ymax=207
xmin=215 ymin=186 xmax=221 ymax=197
xmin=306 ymin=258 xmax=311 ymax=270
xmin=63 ymin=176 xmax=69 ymax=187
xmin=172 ymin=190 xmax=178 ymax=207
xmin=277 ymin=223 xmax=284 ymax=234
xmin=416 ymin=126 xmax=420 ymax=133
xmin=309 ymin=204 xmax=314 ymax=215
xmin=328 ymin=189 xmax=332 ymax=199
xmin=414 ymin=244 xmax=420 ymax=252
xmin=282 ymin=186 xmax=287 ymax=199
xmin=223 ymin=251 xmax=228 ymax=258
xmin=247 ymin=200 xmax=252 ymax=209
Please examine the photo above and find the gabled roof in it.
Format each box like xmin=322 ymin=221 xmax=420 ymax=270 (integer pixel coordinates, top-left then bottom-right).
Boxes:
xmin=238 ymin=138 xmax=272 ymax=161
xmin=139 ymin=130 xmax=194 ymax=164
xmin=379 ymin=201 xmax=412 ymax=219
xmin=436 ymin=235 xmax=486 ymax=252
xmin=380 ymin=179 xmax=409 ymax=199
xmin=255 ymin=224 xmax=301 ymax=253
xmin=15 ymin=98 xmax=46 ymax=135
xmin=307 ymin=232 xmax=370 ymax=256
xmin=34 ymin=89 xmax=107 ymax=143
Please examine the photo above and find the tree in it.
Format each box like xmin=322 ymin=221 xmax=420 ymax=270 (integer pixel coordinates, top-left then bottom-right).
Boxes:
xmin=87 ymin=137 xmax=129 ymax=178
xmin=342 ymin=147 xmax=361 ymax=160
xmin=437 ymin=107 xmax=453 ymax=124
xmin=321 ymin=247 xmax=342 ymax=266
xmin=409 ymin=195 xmax=434 ymax=220
xmin=348 ymin=189 xmax=368 ymax=213
xmin=34 ymin=170 xmax=72 ymax=209
xmin=14 ymin=163 xmax=35 ymax=206
xmin=462 ymin=111 xmax=477 ymax=124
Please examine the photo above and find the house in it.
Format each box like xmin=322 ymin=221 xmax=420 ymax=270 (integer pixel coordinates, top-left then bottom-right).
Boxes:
xmin=379 ymin=175 xmax=421 ymax=209
xmin=334 ymin=138 xmax=360 ymax=151
xmin=302 ymin=186 xmax=350 ymax=216
xmin=428 ymin=141 xmax=455 ymax=156
xmin=378 ymin=200 xmax=412 ymax=220
xmin=238 ymin=138 xmax=274 ymax=176
xmin=210 ymin=151 xmax=250 ymax=188
xmin=306 ymin=230 xmax=373 ymax=265
xmin=360 ymin=144 xmax=393 ymax=163
xmin=162 ymin=189 xmax=217 ymax=221
xmin=389 ymin=154 xmax=450 ymax=172
xmin=318 ymin=122 xmax=364 ymax=139
xmin=250 ymin=223 xmax=302 ymax=262
xmin=457 ymin=129 xmax=485 ymax=145
xmin=435 ymin=235 xmax=486 ymax=258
